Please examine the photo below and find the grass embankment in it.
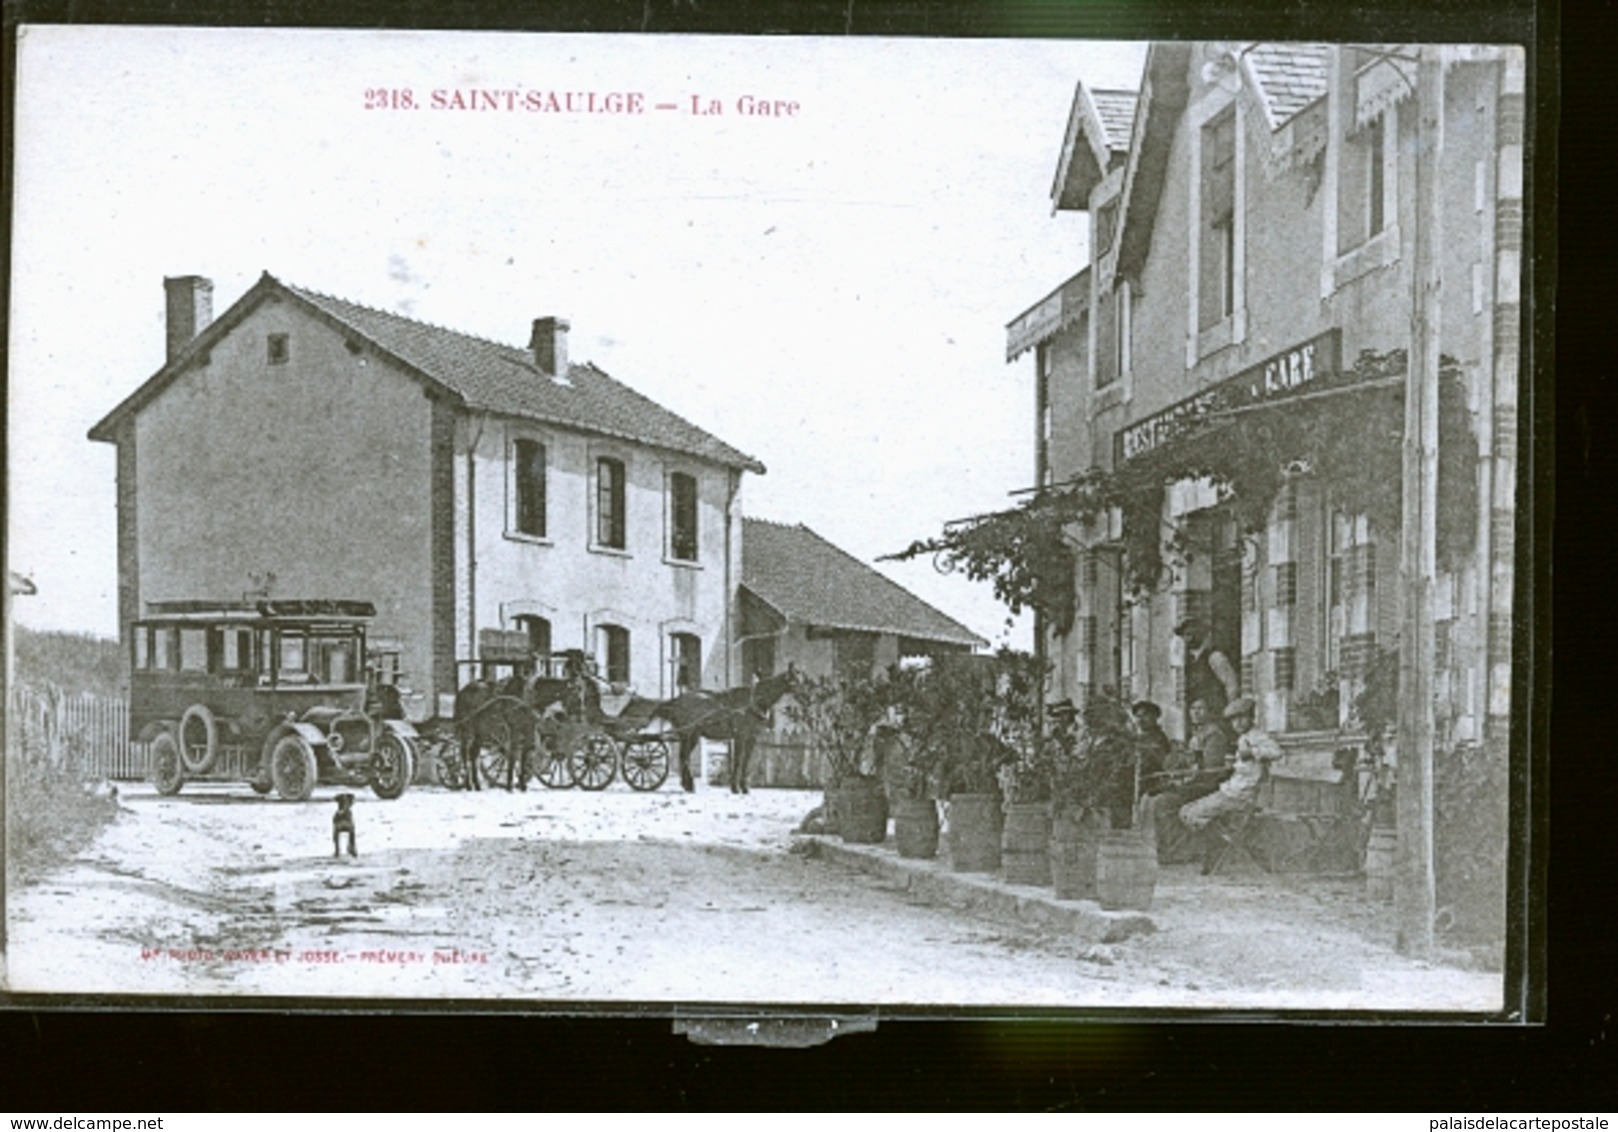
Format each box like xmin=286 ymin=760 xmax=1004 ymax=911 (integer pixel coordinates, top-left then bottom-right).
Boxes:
xmin=7 ymin=626 xmax=126 ymax=882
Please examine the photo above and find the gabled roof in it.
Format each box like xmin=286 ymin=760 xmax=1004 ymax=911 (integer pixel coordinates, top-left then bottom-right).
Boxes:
xmin=1052 ymin=84 xmax=1141 ymax=211
xmin=741 ymin=518 xmax=985 ymax=649
xmin=89 ymin=273 xmax=765 ymax=474
xmin=1089 ymin=89 xmax=1141 ymax=149
xmin=1113 ymin=42 xmax=1194 ymax=282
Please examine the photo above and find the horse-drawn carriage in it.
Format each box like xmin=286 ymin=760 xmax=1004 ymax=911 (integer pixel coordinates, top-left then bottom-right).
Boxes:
xmin=422 ymin=645 xmax=797 ymax=795
xmin=424 ymin=649 xmax=677 ymax=793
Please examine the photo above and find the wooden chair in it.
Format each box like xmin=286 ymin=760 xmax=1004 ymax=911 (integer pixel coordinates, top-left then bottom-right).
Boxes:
xmin=1201 ymin=765 xmax=1275 ymax=876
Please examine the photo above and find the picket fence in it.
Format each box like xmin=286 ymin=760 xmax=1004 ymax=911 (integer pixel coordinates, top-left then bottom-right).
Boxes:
xmin=7 ymin=684 xmax=144 ymax=780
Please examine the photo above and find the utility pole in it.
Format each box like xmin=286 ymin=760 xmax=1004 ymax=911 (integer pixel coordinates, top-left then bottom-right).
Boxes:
xmin=1396 ymin=44 xmax=1443 ymax=957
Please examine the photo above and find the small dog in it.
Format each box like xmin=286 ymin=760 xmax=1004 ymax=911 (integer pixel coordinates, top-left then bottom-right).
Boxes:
xmin=332 ymin=793 xmax=357 ymax=858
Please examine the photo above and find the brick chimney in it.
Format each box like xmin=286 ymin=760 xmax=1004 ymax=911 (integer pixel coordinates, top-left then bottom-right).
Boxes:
xmin=530 ymin=317 xmax=570 ymax=384
xmin=164 ymin=275 xmax=214 ymax=363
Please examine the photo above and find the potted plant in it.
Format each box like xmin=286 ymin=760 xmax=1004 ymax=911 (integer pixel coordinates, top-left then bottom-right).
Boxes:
xmin=1290 ymin=671 xmax=1342 ymax=732
xmin=1351 ymin=645 xmax=1400 ymax=898
xmin=1046 ymin=691 xmax=1157 ymax=908
xmin=872 ymin=663 xmax=943 ymax=859
xmin=993 ymin=649 xmax=1057 ymax=886
xmin=914 ymin=654 xmax=1010 ymax=873
xmin=783 ymin=672 xmax=889 ymax=844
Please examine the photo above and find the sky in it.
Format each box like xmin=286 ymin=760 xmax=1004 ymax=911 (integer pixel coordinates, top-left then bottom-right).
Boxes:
xmin=7 ymin=26 xmax=1147 ymax=646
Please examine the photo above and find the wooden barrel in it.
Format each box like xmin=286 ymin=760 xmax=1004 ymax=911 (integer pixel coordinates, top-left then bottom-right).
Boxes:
xmin=1049 ymin=809 xmax=1102 ymax=901
xmin=1001 ymin=801 xmax=1053 ymax=886
xmin=1365 ymin=825 xmax=1397 ymax=902
xmin=893 ymin=795 xmax=940 ymax=859
xmin=836 ymin=776 xmax=889 ymax=844
xmin=947 ymin=793 xmax=1003 ymax=873
xmin=1095 ymin=830 xmax=1158 ymax=911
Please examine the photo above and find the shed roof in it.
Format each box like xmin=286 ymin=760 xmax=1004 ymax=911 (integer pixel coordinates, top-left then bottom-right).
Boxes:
xmin=741 ymin=518 xmax=985 ymax=648
xmin=89 ymin=273 xmax=765 ymax=474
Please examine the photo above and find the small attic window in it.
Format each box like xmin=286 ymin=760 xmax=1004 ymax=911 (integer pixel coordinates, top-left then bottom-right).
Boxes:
xmin=267 ymin=334 xmax=290 ymax=365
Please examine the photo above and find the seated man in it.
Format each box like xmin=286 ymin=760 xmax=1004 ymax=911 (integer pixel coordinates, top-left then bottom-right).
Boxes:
xmin=1130 ymin=700 xmax=1174 ymax=785
xmin=1178 ymin=696 xmax=1283 ymax=872
xmin=1144 ymin=697 xmax=1234 ymax=863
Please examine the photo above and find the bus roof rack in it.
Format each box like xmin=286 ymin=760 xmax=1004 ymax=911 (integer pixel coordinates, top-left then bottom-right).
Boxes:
xmin=142 ymin=599 xmax=377 ymax=618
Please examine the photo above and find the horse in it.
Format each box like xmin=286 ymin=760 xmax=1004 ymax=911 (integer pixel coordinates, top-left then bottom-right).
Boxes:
xmin=649 ymin=666 xmax=796 ymax=794
xmin=452 ymin=673 xmax=536 ymax=791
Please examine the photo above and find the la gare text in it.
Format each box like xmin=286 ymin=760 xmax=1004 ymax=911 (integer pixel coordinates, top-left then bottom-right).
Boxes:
xmin=363 ymin=89 xmax=800 ymax=117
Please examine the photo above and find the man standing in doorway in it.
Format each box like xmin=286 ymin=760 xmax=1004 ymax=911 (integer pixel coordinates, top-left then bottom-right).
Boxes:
xmin=1175 ymin=617 xmax=1239 ymax=736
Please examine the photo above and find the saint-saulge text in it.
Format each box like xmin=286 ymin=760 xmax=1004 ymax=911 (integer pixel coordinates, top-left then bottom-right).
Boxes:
xmin=362 ymin=88 xmax=800 ymax=117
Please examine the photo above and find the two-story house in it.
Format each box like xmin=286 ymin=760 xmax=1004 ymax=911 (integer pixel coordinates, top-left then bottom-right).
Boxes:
xmin=89 ymin=273 xmax=765 ymax=715
xmin=1010 ymin=44 xmax=1525 ymax=948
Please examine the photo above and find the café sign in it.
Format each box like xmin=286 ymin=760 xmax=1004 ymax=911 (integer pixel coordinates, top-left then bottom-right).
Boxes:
xmin=1114 ymin=329 xmax=1344 ymax=463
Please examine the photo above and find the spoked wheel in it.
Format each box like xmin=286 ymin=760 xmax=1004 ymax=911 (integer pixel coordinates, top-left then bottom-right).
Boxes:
xmin=567 ymin=729 xmax=619 ymax=791
xmin=269 ymin=733 xmax=319 ymax=802
xmin=434 ymin=738 xmax=468 ymax=791
xmin=621 ymin=737 xmax=671 ymax=792
xmin=478 ymin=719 xmax=517 ymax=788
xmin=533 ymin=732 xmax=576 ymax=789
xmin=149 ymin=727 xmax=185 ymax=796
xmin=369 ymin=730 xmax=415 ymax=800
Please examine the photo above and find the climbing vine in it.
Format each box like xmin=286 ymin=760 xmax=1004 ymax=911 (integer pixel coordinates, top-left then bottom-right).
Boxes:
xmin=886 ymin=349 xmax=1478 ymax=629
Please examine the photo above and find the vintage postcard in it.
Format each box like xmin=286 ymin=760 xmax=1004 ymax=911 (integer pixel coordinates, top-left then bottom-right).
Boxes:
xmin=4 ymin=26 xmax=1537 ymax=1015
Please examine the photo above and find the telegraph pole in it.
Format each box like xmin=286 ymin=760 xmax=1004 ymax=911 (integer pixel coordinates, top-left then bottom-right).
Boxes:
xmin=1395 ymin=44 xmax=1443 ymax=957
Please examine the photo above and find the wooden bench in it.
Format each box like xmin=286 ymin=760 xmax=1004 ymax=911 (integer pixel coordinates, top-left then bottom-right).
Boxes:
xmin=1252 ymin=739 xmax=1365 ymax=874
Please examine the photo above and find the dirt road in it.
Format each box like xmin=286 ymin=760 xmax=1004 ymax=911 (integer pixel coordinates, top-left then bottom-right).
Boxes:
xmin=3 ymin=782 xmax=1502 ymax=1011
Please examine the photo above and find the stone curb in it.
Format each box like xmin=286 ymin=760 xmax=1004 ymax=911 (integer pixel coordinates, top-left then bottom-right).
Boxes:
xmin=794 ymin=834 xmax=1157 ymax=944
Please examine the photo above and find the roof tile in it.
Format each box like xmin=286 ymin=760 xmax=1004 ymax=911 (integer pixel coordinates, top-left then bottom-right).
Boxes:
xmin=1245 ymin=43 xmax=1330 ymax=126
xmin=741 ymin=519 xmax=984 ymax=648
xmin=286 ymin=283 xmax=764 ymax=472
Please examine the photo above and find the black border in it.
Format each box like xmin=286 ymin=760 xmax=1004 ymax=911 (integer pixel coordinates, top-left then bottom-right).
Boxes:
xmin=2 ymin=0 xmax=1600 ymax=1111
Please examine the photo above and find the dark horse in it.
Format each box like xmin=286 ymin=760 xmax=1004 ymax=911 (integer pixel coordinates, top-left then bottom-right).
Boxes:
xmin=451 ymin=673 xmax=536 ymax=791
xmin=452 ymin=651 xmax=613 ymax=791
xmin=650 ymin=667 xmax=796 ymax=794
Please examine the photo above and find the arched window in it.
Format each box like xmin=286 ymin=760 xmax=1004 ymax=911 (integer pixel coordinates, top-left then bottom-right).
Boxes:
xmin=669 ymin=632 xmax=701 ymax=694
xmin=596 ymin=624 xmax=630 ymax=685
xmin=515 ymin=615 xmax=551 ymax=660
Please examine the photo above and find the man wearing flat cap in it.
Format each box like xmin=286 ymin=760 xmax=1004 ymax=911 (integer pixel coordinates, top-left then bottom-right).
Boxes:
xmin=1178 ymin=696 xmax=1283 ymax=843
xmin=1175 ymin=617 xmax=1239 ymax=732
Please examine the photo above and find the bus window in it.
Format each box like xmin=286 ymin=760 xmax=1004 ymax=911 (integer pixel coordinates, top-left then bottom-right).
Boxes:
xmin=152 ymin=627 xmax=174 ymax=671
xmin=320 ymin=639 xmax=354 ymax=684
xmin=178 ymin=628 xmax=208 ymax=672
xmin=133 ymin=627 xmax=150 ymax=671
xmin=279 ymin=634 xmax=307 ymax=680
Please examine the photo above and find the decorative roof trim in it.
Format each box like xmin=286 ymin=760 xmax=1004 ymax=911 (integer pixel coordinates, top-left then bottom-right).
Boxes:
xmin=1006 ymin=269 xmax=1091 ymax=362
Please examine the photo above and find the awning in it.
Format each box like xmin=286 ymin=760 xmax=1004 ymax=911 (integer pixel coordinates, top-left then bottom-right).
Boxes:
xmin=1006 ymin=270 xmax=1091 ymax=362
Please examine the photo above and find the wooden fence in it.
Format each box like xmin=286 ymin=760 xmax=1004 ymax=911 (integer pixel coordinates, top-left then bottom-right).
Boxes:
xmin=7 ymin=684 xmax=143 ymax=780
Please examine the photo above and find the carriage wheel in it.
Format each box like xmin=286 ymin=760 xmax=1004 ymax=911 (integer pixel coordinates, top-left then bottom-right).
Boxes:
xmin=478 ymin=718 xmax=517 ymax=786
xmin=567 ymin=729 xmax=618 ymax=791
xmin=369 ymin=731 xmax=414 ymax=800
xmin=269 ymin=733 xmax=318 ymax=802
xmin=149 ymin=728 xmax=185 ymax=796
xmin=621 ymin=738 xmax=671 ymax=792
xmin=434 ymin=738 xmax=468 ymax=791
xmin=533 ymin=730 xmax=576 ymax=789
